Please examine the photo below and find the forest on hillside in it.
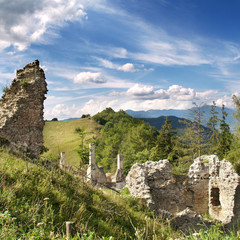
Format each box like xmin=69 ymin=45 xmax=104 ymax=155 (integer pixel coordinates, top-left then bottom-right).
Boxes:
xmin=76 ymin=99 xmax=240 ymax=176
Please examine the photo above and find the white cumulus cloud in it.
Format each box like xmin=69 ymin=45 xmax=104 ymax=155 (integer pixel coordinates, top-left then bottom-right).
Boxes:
xmin=167 ymin=85 xmax=196 ymax=100
xmin=126 ymin=84 xmax=196 ymax=100
xmin=127 ymin=84 xmax=154 ymax=96
xmin=118 ymin=63 xmax=136 ymax=72
xmin=74 ymin=72 xmax=106 ymax=84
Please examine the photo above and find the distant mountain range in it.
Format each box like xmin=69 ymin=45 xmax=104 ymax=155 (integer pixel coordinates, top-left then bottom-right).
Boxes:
xmin=62 ymin=105 xmax=238 ymax=131
xmin=126 ymin=105 xmax=238 ymax=131
xmin=138 ymin=116 xmax=191 ymax=131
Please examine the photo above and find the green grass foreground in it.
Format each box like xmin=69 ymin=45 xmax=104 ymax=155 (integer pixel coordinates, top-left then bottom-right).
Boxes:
xmin=0 ymin=149 xmax=180 ymax=239
xmin=1 ymin=150 xmax=240 ymax=239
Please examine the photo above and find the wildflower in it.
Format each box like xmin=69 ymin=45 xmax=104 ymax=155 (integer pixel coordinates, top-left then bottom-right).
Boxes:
xmin=37 ymin=222 xmax=44 ymax=226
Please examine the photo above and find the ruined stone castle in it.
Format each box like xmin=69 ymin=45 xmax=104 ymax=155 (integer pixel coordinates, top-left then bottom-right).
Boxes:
xmin=0 ymin=60 xmax=47 ymax=156
xmin=126 ymin=155 xmax=240 ymax=226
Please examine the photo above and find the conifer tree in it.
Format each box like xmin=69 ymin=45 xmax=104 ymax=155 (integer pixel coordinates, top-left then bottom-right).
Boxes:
xmin=150 ymin=116 xmax=177 ymax=161
xmin=180 ymin=102 xmax=206 ymax=159
xmin=207 ymin=101 xmax=220 ymax=154
xmin=217 ymin=104 xmax=232 ymax=160
xmin=75 ymin=127 xmax=89 ymax=165
xmin=226 ymin=95 xmax=240 ymax=172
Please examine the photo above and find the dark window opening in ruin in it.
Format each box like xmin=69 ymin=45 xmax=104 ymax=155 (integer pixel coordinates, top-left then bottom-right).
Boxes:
xmin=211 ymin=187 xmax=221 ymax=206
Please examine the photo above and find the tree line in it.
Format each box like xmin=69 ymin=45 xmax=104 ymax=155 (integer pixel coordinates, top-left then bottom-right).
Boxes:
xmin=76 ymin=96 xmax=240 ymax=175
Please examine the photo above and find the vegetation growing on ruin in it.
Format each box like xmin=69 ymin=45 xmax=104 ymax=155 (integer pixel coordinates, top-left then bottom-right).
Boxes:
xmin=2 ymin=84 xmax=10 ymax=94
xmin=1 ymin=102 xmax=240 ymax=238
xmin=19 ymin=78 xmax=30 ymax=87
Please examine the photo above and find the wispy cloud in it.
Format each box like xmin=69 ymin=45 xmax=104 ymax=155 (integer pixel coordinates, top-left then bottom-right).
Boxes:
xmin=130 ymin=39 xmax=210 ymax=66
xmin=96 ymin=57 xmax=138 ymax=72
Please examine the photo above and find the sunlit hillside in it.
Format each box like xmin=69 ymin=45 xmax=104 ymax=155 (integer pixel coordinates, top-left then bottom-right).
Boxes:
xmin=42 ymin=118 xmax=102 ymax=167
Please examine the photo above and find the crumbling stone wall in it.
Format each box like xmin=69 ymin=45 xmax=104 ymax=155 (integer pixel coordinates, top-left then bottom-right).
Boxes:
xmin=86 ymin=143 xmax=107 ymax=184
xmin=187 ymin=156 xmax=210 ymax=214
xmin=126 ymin=155 xmax=240 ymax=225
xmin=209 ymin=157 xmax=240 ymax=225
xmin=111 ymin=154 xmax=125 ymax=189
xmin=0 ymin=60 xmax=47 ymax=156
xmin=126 ymin=160 xmax=189 ymax=212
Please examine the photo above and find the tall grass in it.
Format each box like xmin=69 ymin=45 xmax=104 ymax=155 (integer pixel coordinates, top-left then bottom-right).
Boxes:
xmin=0 ymin=148 xmax=181 ymax=239
xmin=1 ymin=148 xmax=240 ymax=239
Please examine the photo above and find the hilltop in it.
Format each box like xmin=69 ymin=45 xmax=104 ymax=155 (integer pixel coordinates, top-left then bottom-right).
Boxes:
xmin=43 ymin=108 xmax=160 ymax=174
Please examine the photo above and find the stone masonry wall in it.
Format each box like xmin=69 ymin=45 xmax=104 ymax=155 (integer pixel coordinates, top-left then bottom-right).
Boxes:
xmin=126 ymin=155 xmax=240 ymax=225
xmin=209 ymin=157 xmax=240 ymax=225
xmin=187 ymin=156 xmax=210 ymax=214
xmin=0 ymin=60 xmax=47 ymax=157
xmin=126 ymin=160 xmax=189 ymax=212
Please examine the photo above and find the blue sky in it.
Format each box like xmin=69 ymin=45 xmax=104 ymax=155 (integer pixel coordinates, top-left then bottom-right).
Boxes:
xmin=1 ymin=0 xmax=240 ymax=120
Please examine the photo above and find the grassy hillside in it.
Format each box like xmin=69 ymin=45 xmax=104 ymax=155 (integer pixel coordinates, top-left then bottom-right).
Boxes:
xmin=1 ymin=149 xmax=239 ymax=239
xmin=0 ymin=148 xmax=182 ymax=239
xmin=42 ymin=118 xmax=102 ymax=167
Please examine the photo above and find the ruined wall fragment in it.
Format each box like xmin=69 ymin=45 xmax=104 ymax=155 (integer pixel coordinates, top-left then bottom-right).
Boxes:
xmin=187 ymin=156 xmax=210 ymax=214
xmin=126 ymin=155 xmax=240 ymax=225
xmin=209 ymin=157 xmax=240 ymax=225
xmin=86 ymin=143 xmax=107 ymax=184
xmin=126 ymin=160 xmax=189 ymax=212
xmin=0 ymin=60 xmax=47 ymax=156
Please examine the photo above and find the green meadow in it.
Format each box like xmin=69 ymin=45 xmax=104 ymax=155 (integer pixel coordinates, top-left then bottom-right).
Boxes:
xmin=42 ymin=118 xmax=102 ymax=167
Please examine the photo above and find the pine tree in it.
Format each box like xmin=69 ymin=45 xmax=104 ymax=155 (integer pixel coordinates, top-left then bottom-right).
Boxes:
xmin=232 ymin=95 xmax=240 ymax=122
xmin=180 ymin=102 xmax=206 ymax=159
xmin=207 ymin=101 xmax=220 ymax=154
xmin=150 ymin=116 xmax=177 ymax=161
xmin=217 ymin=104 xmax=232 ymax=160
xmin=75 ymin=127 xmax=89 ymax=165
xmin=226 ymin=95 xmax=240 ymax=173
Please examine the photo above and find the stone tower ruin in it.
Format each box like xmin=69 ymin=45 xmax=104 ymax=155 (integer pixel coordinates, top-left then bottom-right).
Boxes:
xmin=0 ymin=60 xmax=47 ymax=157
